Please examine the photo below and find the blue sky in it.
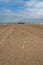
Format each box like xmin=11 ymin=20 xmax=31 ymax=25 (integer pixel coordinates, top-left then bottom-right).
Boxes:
xmin=0 ymin=0 xmax=43 ymax=23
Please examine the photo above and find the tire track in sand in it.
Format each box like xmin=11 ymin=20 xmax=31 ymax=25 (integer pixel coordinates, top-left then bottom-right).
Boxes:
xmin=0 ymin=25 xmax=14 ymax=44
xmin=0 ymin=25 xmax=10 ymax=35
xmin=0 ymin=25 xmax=10 ymax=41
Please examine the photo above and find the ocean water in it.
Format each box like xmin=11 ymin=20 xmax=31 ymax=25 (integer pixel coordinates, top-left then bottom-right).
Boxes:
xmin=26 ymin=22 xmax=43 ymax=24
xmin=0 ymin=22 xmax=43 ymax=24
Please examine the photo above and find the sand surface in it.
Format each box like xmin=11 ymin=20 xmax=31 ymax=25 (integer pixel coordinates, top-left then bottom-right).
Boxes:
xmin=0 ymin=24 xmax=43 ymax=65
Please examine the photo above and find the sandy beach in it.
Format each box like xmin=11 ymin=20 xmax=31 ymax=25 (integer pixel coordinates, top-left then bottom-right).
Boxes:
xmin=0 ymin=24 xmax=43 ymax=65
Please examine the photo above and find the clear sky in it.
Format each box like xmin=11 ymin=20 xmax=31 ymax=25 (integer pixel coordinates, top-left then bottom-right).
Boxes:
xmin=0 ymin=0 xmax=43 ymax=23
